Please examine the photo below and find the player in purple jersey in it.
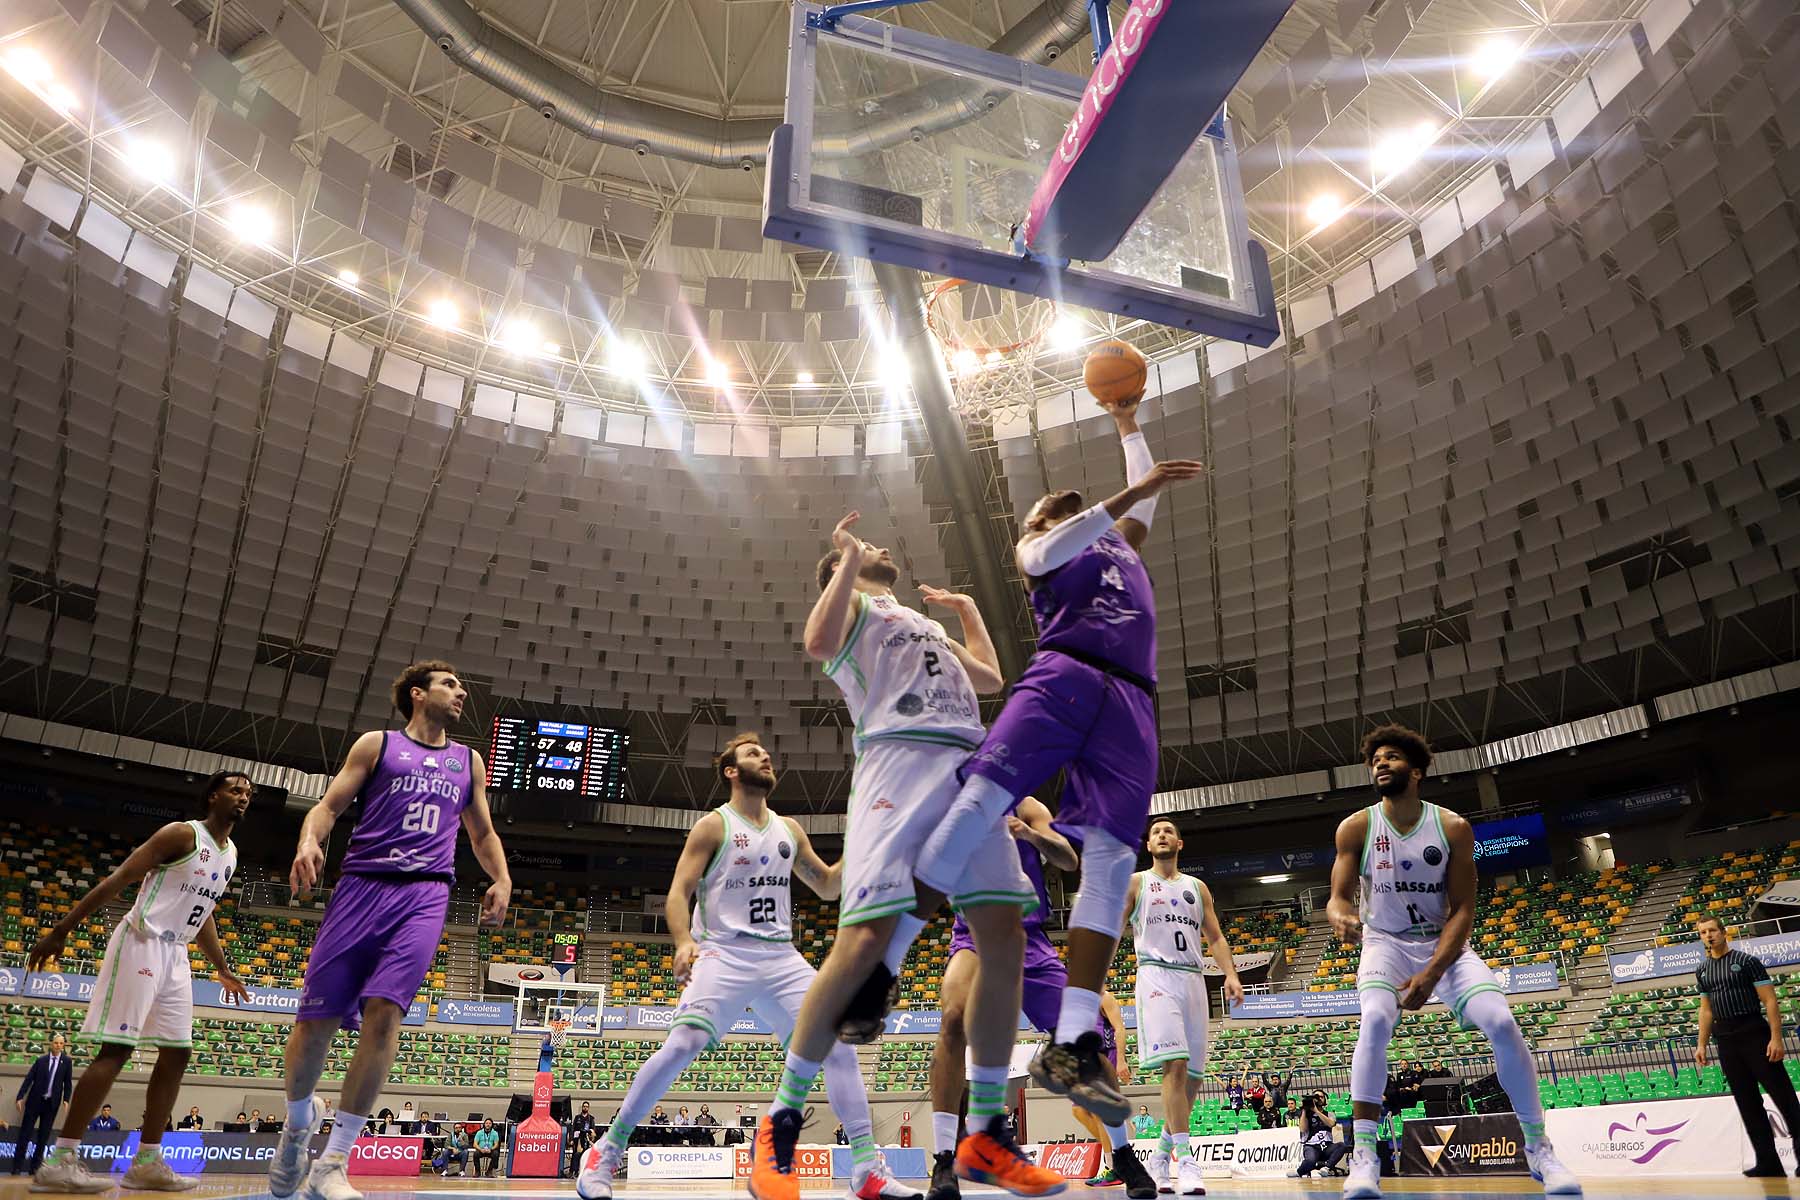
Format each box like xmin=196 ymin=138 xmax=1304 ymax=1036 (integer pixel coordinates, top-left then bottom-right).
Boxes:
xmin=926 ymin=800 xmax=1154 ymax=1200
xmin=848 ymin=391 xmax=1202 ymax=1126
xmin=268 ymin=660 xmax=511 ymax=1200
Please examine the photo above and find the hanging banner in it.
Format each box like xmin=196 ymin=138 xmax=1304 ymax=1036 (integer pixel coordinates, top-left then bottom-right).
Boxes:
xmin=1559 ymin=785 xmax=1691 ymax=830
xmin=1611 ymin=929 xmax=1800 ymax=983
xmin=1195 ymin=848 xmax=1332 ymax=879
xmin=0 ymin=965 xmax=22 ymax=995
xmin=438 ymin=998 xmax=516 ymax=1026
xmin=1757 ymin=881 xmax=1800 ymax=909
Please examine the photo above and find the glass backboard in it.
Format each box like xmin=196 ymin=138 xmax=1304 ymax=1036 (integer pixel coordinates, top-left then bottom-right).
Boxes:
xmin=764 ymin=3 xmax=1280 ymax=343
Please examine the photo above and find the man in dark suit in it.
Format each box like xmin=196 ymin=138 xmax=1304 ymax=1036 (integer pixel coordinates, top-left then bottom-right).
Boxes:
xmin=12 ymin=1035 xmax=72 ymax=1174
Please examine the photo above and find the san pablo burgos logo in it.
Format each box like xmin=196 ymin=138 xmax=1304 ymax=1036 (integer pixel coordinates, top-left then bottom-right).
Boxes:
xmin=1420 ymin=1122 xmax=1518 ymax=1171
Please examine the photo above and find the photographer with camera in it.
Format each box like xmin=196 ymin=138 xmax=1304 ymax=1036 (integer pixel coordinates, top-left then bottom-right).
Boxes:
xmin=1293 ymin=1092 xmax=1349 ymax=1178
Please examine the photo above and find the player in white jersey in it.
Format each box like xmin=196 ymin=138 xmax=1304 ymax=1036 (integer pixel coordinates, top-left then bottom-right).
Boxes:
xmin=577 ymin=732 xmax=915 ymax=1200
xmin=750 ymin=514 xmax=1059 ymax=1200
xmin=1328 ymin=725 xmax=1579 ymax=1200
xmin=1124 ymin=820 xmax=1241 ymax=1197
xmin=23 ymin=773 xmax=254 ymax=1193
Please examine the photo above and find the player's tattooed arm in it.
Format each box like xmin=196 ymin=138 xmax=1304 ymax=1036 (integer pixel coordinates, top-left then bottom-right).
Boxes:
xmin=1005 ymin=796 xmax=1077 ymax=871
xmin=803 ymin=511 xmax=867 ymax=662
xmin=920 ymin=584 xmax=1005 ymax=693
xmin=26 ymin=822 xmax=197 ymax=971
xmin=195 ymin=914 xmax=249 ymax=1003
xmin=1198 ymin=880 xmax=1245 ymax=1007
xmin=1401 ymin=813 xmax=1476 ymax=1010
xmin=787 ymin=819 xmax=842 ymax=901
xmin=1325 ymin=809 xmax=1368 ymax=945
xmin=667 ymin=811 xmax=724 ymax=983
xmin=459 ymin=749 xmax=511 ymax=929
xmin=291 ymin=729 xmax=384 ymax=899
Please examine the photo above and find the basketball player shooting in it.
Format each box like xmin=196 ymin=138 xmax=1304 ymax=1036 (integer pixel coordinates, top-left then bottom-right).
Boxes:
xmin=575 ymin=732 xmax=914 ymax=1200
xmin=1328 ymin=725 xmax=1578 ymax=1200
xmin=22 ymin=773 xmax=253 ymax=1193
xmin=847 ymin=385 xmax=1203 ymax=1125
xmin=268 ymin=660 xmax=511 ymax=1200
xmin=749 ymin=524 xmax=1061 ymax=1200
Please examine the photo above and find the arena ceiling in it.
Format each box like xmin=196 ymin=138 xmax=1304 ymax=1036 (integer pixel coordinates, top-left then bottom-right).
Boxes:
xmin=0 ymin=0 xmax=1797 ymax=816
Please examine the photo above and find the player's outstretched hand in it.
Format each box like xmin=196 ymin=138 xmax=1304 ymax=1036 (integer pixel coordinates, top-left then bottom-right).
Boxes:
xmin=920 ymin=584 xmax=976 ymax=615
xmin=1140 ymin=460 xmax=1206 ymax=492
xmin=26 ymin=929 xmax=66 ymax=973
xmin=480 ymin=880 xmax=510 ymax=928
xmin=672 ymin=940 xmax=700 ymax=986
xmin=831 ymin=511 xmax=862 ymax=554
xmin=289 ymin=839 xmax=325 ymax=899
xmin=218 ymin=970 xmax=250 ymax=1006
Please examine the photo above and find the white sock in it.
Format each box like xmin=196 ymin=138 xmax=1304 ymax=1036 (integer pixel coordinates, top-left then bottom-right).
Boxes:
xmin=933 ymin=1111 xmax=961 ymax=1155
xmin=56 ymin=1137 xmax=79 ymax=1152
xmin=325 ymin=1112 xmax=368 ymax=1158
xmin=885 ymin=914 xmax=927 ymax=975
xmin=1171 ymin=1132 xmax=1190 ymax=1155
xmin=1104 ymin=1123 xmax=1128 ymax=1150
xmin=287 ymin=1096 xmax=316 ymax=1132
xmin=1054 ymin=986 xmax=1102 ymax=1045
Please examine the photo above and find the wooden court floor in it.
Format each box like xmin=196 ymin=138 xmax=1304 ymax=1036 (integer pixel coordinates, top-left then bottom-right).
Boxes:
xmin=4 ymin=1177 xmax=1798 ymax=1199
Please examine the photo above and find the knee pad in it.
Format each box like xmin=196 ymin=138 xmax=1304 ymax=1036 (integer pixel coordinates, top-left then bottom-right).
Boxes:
xmin=1069 ymin=826 xmax=1135 ymax=936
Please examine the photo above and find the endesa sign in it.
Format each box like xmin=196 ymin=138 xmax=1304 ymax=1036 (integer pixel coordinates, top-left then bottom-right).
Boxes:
xmin=2 ymin=1133 xmax=421 ymax=1177
xmin=347 ymin=1138 xmax=424 ymax=1177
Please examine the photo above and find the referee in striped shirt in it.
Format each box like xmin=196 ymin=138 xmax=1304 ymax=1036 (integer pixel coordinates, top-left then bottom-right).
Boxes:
xmin=1694 ymin=915 xmax=1800 ymax=1176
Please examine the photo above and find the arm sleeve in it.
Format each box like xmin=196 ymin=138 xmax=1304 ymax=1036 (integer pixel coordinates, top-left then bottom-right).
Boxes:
xmin=1120 ymin=431 xmax=1158 ymax=528
xmin=1015 ymin=502 xmax=1115 ymax=577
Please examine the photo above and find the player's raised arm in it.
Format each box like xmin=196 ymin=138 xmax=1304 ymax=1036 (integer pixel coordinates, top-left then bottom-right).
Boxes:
xmin=27 ymin=822 xmax=196 ymax=971
xmin=1401 ymin=813 xmax=1477 ymax=1010
xmin=458 ymin=749 xmax=512 ymax=928
xmin=919 ymin=584 xmax=1005 ymax=693
xmin=1006 ymin=796 xmax=1078 ymax=872
xmin=803 ymin=512 xmax=867 ymax=662
xmin=290 ymin=729 xmax=385 ymax=899
xmin=1198 ymin=880 xmax=1244 ymax=1007
xmin=786 ymin=818 xmax=842 ymax=901
xmin=1325 ymin=809 xmax=1368 ymax=945
xmin=666 ymin=811 xmax=725 ymax=983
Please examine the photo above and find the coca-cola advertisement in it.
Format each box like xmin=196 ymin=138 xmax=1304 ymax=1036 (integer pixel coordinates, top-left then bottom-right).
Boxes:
xmin=1036 ymin=1142 xmax=1101 ymax=1178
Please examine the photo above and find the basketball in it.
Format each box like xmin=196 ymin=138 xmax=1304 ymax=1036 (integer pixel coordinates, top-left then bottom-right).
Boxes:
xmin=1084 ymin=339 xmax=1148 ymax=406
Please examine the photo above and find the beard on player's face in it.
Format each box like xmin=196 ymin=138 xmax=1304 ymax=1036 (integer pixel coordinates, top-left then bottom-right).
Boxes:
xmin=1373 ymin=767 xmax=1414 ymax=797
xmin=857 ymin=556 xmax=899 ymax=587
xmin=732 ymin=758 xmax=776 ymax=791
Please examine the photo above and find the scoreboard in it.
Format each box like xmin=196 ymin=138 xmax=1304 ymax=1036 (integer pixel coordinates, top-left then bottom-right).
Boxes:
xmin=488 ymin=717 xmax=628 ymax=804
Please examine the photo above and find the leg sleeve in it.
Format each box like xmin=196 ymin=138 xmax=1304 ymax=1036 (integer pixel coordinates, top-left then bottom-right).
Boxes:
xmin=1460 ymin=988 xmax=1543 ymax=1128
xmin=1351 ymin=987 xmax=1399 ymax=1107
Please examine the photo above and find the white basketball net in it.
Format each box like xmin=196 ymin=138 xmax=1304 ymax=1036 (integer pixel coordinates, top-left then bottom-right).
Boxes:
xmin=547 ymin=1018 xmax=571 ymax=1047
xmin=925 ymin=280 xmax=1054 ymax=426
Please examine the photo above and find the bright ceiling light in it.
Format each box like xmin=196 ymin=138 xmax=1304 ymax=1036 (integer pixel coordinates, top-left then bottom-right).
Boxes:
xmin=950 ymin=347 xmax=979 ymax=376
xmin=610 ymin=341 xmax=647 ymax=378
xmin=44 ymin=82 xmax=78 ymax=114
xmin=1304 ymin=192 xmax=1344 ymax=228
xmin=335 ymin=267 xmax=360 ymax=287
xmin=230 ymin=203 xmax=275 ymax=245
xmin=796 ymin=370 xmax=815 ymax=386
xmin=3 ymin=48 xmax=53 ymax=88
xmin=1049 ymin=315 xmax=1086 ymax=352
xmin=1372 ymin=120 xmax=1438 ymax=182
xmin=1257 ymin=873 xmax=1292 ymax=884
xmin=500 ymin=317 xmax=541 ymax=354
xmin=882 ymin=353 xmax=909 ymax=389
xmin=426 ymin=298 xmax=459 ymax=328
xmin=125 ymin=138 xmax=177 ymax=186
xmin=543 ymin=342 xmax=561 ymax=356
xmin=1471 ymin=36 xmax=1520 ymax=81
xmin=705 ymin=358 xmax=730 ymax=387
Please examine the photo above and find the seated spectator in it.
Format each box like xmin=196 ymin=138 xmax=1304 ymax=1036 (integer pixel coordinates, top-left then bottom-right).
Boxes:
xmin=834 ymin=1124 xmax=848 ymax=1146
xmin=249 ymin=1109 xmax=263 ymax=1130
xmin=1294 ymin=1093 xmax=1348 ymax=1178
xmin=648 ymin=1106 xmax=670 ymax=1126
xmin=1252 ymin=1093 xmax=1282 ymax=1130
xmin=87 ymin=1105 xmax=120 ymax=1132
xmin=675 ymin=1107 xmax=692 ymax=1127
xmin=255 ymin=1114 xmax=280 ymax=1133
xmin=1130 ymin=1105 xmax=1160 ymax=1138
xmin=177 ymin=1107 xmax=205 ymax=1131
xmin=473 ymin=1119 xmax=502 ymax=1178
xmin=434 ymin=1126 xmax=470 ymax=1177
xmin=693 ymin=1105 xmax=718 ymax=1128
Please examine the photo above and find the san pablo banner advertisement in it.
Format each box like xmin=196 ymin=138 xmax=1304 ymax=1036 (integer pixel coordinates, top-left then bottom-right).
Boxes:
xmin=1401 ymin=1114 xmax=1528 ymax=1176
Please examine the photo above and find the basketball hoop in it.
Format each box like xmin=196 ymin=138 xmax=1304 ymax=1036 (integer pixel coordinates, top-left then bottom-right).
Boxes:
xmin=547 ymin=1018 xmax=571 ymax=1048
xmin=924 ymin=278 xmax=1055 ymax=426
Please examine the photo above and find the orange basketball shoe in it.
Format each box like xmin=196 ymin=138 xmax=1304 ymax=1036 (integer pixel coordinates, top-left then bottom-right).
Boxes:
xmin=954 ymin=1117 xmax=1067 ymax=1197
xmin=748 ymin=1110 xmax=804 ymax=1200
